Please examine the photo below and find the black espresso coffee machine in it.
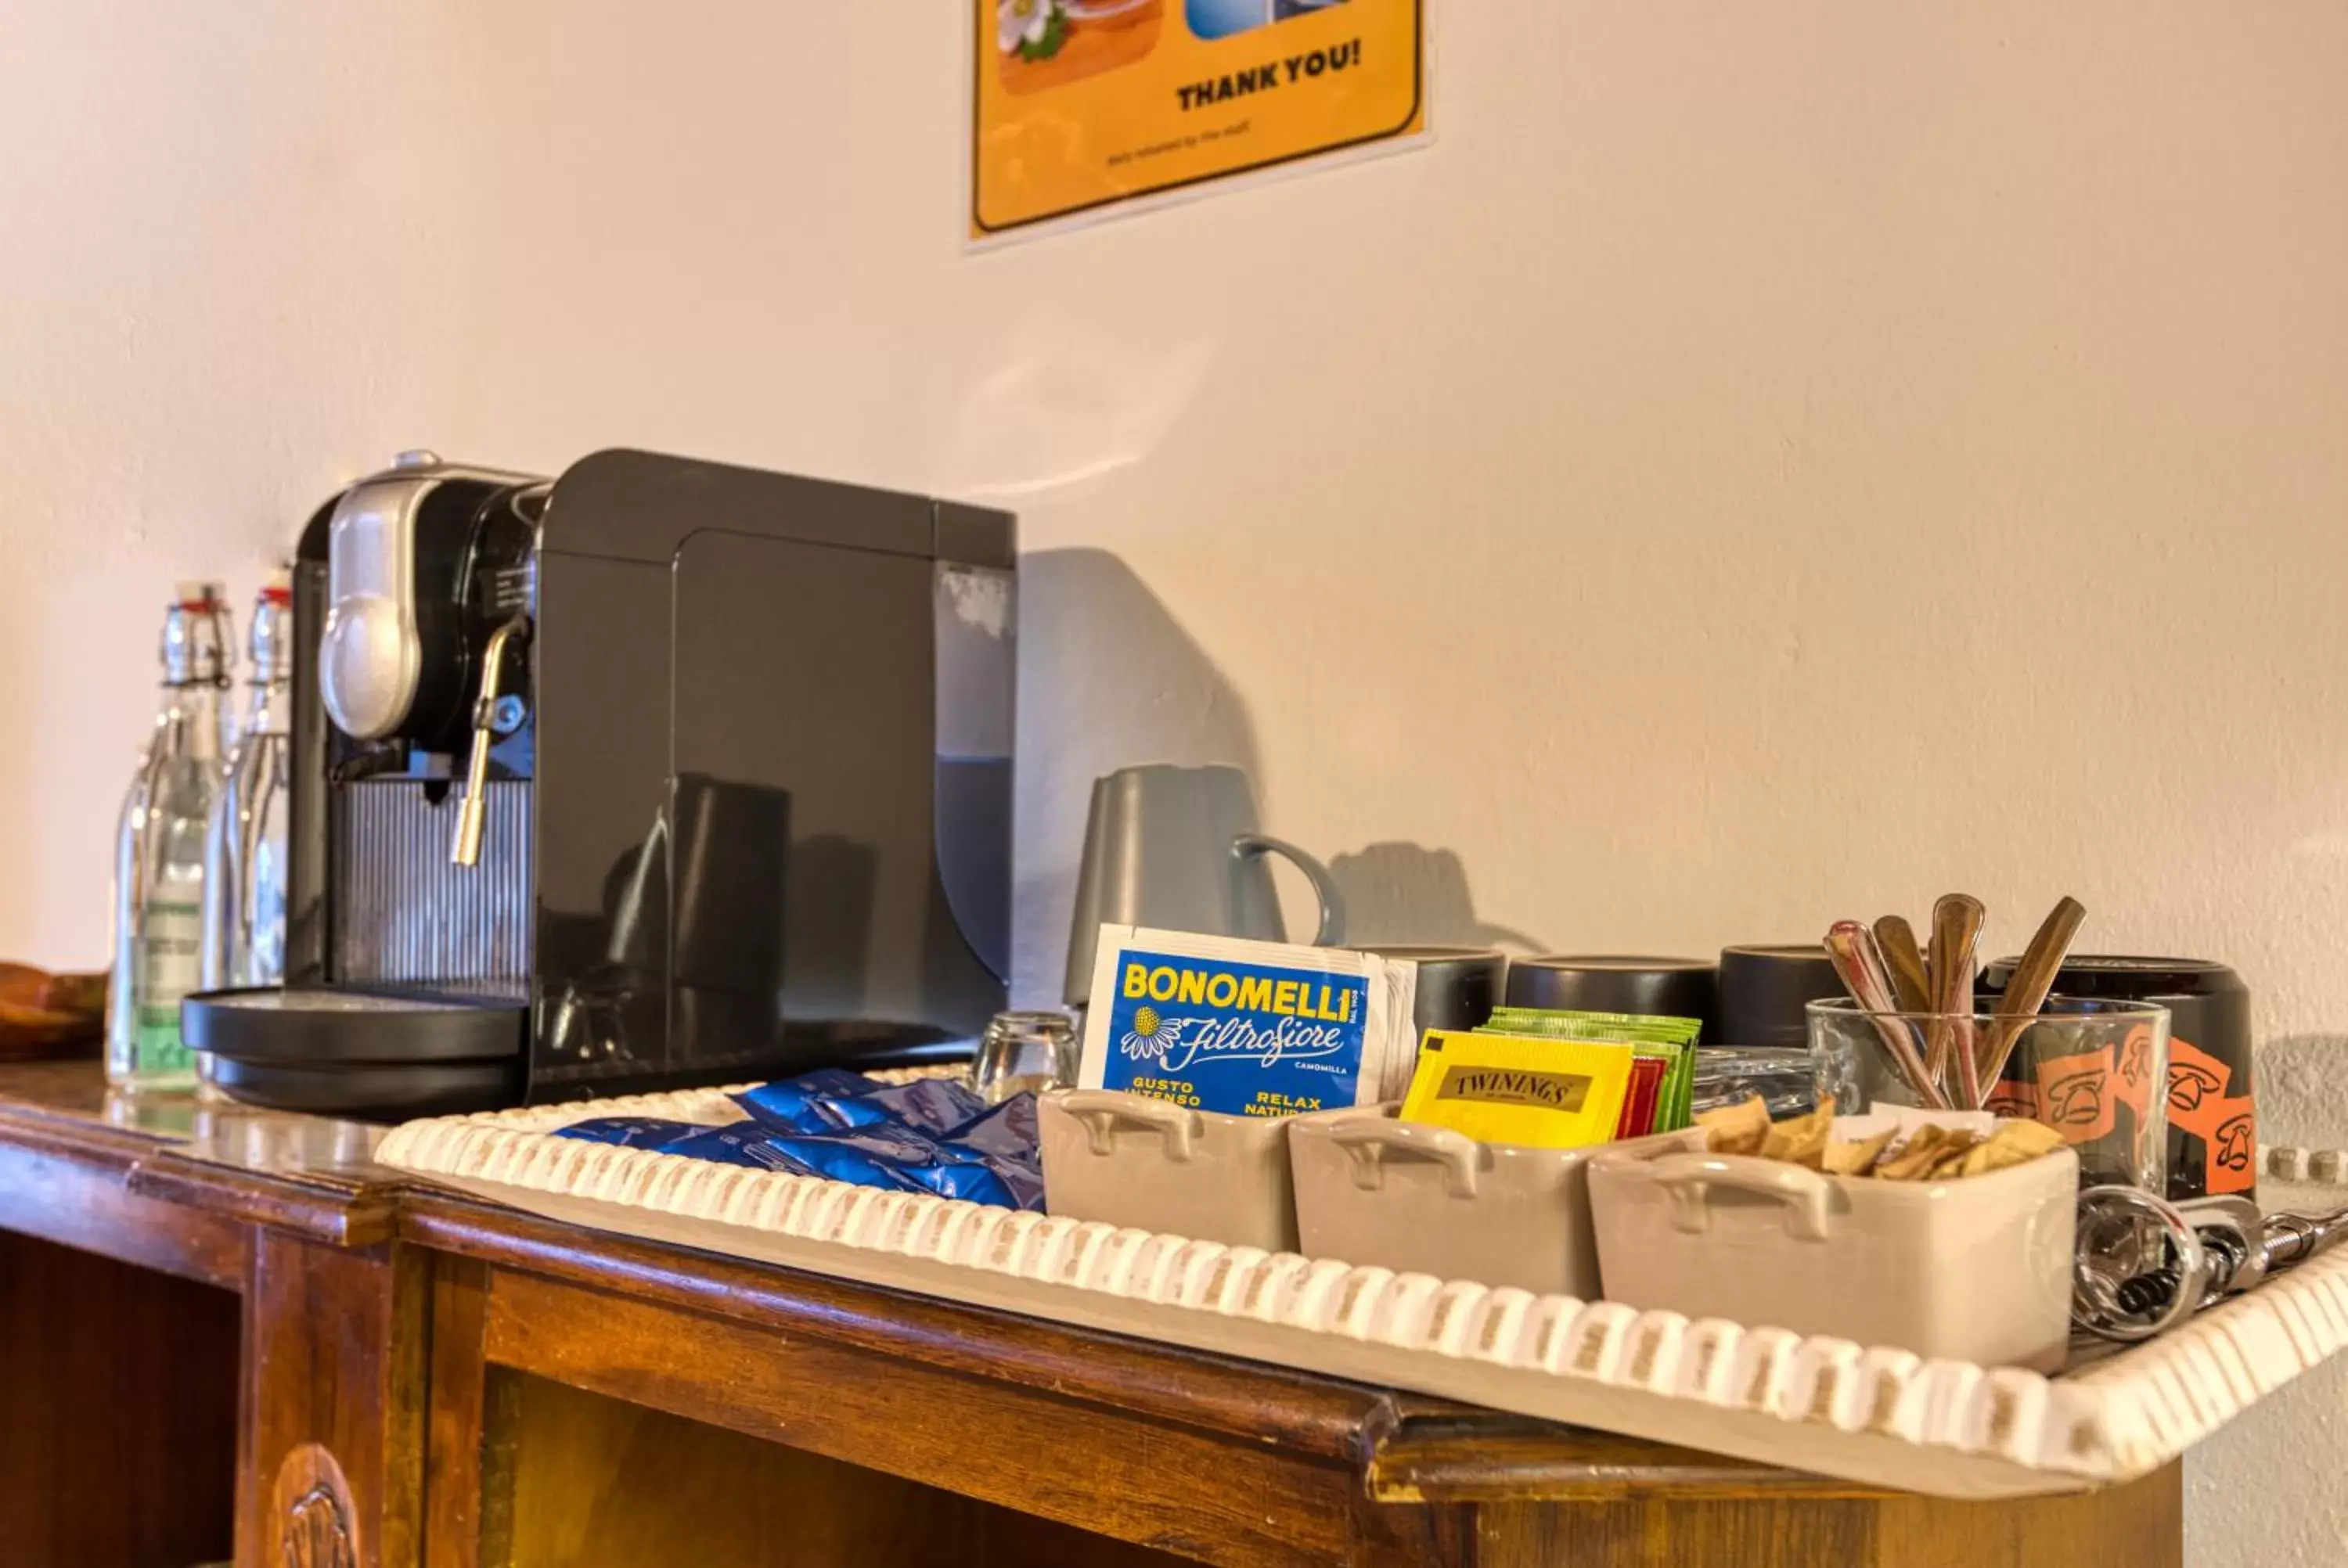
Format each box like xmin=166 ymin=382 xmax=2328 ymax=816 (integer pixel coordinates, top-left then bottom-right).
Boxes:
xmin=191 ymin=449 xmax=1014 ymax=1116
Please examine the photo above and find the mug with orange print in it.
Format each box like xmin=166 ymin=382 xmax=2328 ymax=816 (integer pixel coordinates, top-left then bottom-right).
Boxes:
xmin=1987 ymin=1000 xmax=2170 ymax=1193
xmin=1986 ymin=956 xmax=2253 ymax=1203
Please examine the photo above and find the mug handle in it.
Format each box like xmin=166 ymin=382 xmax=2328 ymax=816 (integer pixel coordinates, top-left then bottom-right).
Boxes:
xmin=1057 ymin=1088 xmax=1201 ymax=1162
xmin=1643 ymin=1153 xmax=1834 ymax=1242
xmin=1232 ymin=833 xmax=1346 ymax=945
xmin=1327 ymin=1117 xmax=1485 ymax=1198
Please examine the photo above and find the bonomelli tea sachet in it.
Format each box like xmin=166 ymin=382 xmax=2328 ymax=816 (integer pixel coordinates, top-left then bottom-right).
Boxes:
xmin=1078 ymin=926 xmax=1418 ymax=1118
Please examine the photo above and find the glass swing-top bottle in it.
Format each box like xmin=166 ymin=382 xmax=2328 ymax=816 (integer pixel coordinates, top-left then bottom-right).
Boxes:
xmin=107 ymin=583 xmax=235 ymax=1091
xmin=196 ymin=570 xmax=294 ymax=1091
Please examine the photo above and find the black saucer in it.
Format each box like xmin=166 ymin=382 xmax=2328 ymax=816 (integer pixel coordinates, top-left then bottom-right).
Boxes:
xmin=185 ymin=987 xmax=528 ymax=1119
xmin=207 ymin=1054 xmax=523 ymax=1119
xmin=184 ymin=987 xmax=525 ymax=1063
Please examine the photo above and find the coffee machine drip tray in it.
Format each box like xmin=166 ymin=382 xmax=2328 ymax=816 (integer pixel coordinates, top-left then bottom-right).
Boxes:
xmin=185 ymin=987 xmax=527 ymax=1119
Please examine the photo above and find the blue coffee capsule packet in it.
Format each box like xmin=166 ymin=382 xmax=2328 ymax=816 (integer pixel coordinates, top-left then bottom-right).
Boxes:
xmin=945 ymin=1149 xmax=1040 ymax=1210
xmin=646 ymin=1120 xmax=842 ymax=1170
xmin=731 ymin=1070 xmax=985 ymax=1138
xmin=746 ymin=1126 xmax=944 ymax=1196
xmin=678 ymin=1073 xmax=1045 ymax=1210
xmin=909 ymin=1157 xmax=1021 ymax=1208
xmin=772 ymin=1123 xmax=1028 ymax=1207
xmin=825 ymin=1076 xmax=986 ymax=1136
xmin=729 ymin=1069 xmax=888 ymax=1134
xmin=556 ymin=1117 xmax=709 ymax=1149
xmin=939 ymin=1092 xmax=1037 ymax=1163
xmin=652 ymin=1122 xmax=950 ymax=1201
xmin=936 ymin=1095 xmax=1045 ymax=1210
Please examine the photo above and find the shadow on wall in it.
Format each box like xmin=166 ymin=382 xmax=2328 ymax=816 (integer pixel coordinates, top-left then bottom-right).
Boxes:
xmin=1011 ymin=548 xmax=1541 ymax=998
xmin=1013 ymin=548 xmax=1263 ymax=1005
xmin=1327 ymin=843 xmax=1546 ymax=953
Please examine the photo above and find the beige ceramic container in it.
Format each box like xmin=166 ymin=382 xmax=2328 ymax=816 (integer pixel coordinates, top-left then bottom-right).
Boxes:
xmin=1289 ymin=1103 xmax=1704 ymax=1296
xmin=1586 ymin=1136 xmax=2079 ymax=1371
xmin=1039 ymin=1088 xmax=1298 ymax=1250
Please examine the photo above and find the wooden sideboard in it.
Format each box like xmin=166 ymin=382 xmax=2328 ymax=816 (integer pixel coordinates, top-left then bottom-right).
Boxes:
xmin=0 ymin=1062 xmax=2181 ymax=1567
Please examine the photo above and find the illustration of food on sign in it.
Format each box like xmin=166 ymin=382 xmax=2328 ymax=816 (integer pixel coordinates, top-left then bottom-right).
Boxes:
xmin=998 ymin=0 xmax=1165 ymax=93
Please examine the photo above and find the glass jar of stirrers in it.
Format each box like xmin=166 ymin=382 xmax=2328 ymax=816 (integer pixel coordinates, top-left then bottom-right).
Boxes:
xmin=1807 ymin=998 xmax=2170 ymax=1192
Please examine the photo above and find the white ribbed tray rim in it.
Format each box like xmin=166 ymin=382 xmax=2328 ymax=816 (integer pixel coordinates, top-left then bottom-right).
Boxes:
xmin=374 ymin=1088 xmax=2348 ymax=1499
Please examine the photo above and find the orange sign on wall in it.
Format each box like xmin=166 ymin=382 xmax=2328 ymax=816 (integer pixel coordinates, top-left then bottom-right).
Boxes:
xmin=973 ymin=0 xmax=1426 ymax=237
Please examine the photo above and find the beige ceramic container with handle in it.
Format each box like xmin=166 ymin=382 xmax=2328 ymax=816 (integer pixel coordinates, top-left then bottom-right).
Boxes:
xmin=1289 ymin=1104 xmax=1704 ymax=1296
xmin=1039 ymin=1087 xmax=1298 ymax=1250
xmin=1586 ymin=1135 xmax=2079 ymax=1371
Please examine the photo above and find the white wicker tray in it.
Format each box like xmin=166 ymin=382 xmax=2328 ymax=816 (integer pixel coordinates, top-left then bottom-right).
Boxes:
xmin=376 ymin=1089 xmax=2348 ymax=1500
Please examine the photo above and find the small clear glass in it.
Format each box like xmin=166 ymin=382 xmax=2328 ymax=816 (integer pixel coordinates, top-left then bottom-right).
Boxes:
xmin=1808 ymin=997 xmax=2171 ymax=1191
xmin=973 ymin=1010 xmax=1079 ymax=1104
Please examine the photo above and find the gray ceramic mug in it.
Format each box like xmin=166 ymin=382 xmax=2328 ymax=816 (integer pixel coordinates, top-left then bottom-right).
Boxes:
xmin=1061 ymin=764 xmax=1344 ymax=1008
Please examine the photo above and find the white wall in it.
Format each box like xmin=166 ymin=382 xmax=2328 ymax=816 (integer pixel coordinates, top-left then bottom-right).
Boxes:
xmin=5 ymin=3 xmax=2346 ymax=1555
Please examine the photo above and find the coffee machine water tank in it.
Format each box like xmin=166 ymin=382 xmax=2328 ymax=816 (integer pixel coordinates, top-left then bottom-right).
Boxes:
xmin=318 ymin=451 xmax=539 ymax=745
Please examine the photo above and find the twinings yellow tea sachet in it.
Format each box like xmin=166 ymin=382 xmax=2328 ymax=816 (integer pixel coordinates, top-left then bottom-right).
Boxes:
xmin=1398 ymin=1031 xmax=1634 ymax=1149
